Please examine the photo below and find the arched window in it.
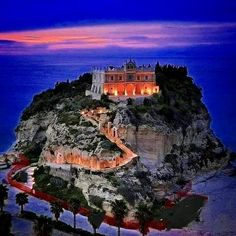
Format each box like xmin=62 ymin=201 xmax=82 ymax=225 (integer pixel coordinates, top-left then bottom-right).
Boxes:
xmin=128 ymin=75 xmax=133 ymax=80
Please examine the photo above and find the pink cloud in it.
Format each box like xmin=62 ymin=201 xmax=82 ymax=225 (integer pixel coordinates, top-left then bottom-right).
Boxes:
xmin=0 ymin=22 xmax=235 ymax=54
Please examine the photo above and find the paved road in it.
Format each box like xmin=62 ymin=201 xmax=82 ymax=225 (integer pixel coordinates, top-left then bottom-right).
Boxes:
xmin=0 ymin=168 xmax=141 ymax=236
xmin=4 ymin=163 xmax=235 ymax=236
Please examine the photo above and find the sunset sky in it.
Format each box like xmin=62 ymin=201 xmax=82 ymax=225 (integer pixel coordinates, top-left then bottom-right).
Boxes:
xmin=0 ymin=0 xmax=236 ymax=55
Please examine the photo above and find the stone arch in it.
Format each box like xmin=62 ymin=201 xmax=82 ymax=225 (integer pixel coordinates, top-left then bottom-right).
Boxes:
xmin=143 ymin=83 xmax=152 ymax=95
xmin=125 ymin=83 xmax=135 ymax=96
xmin=135 ymin=83 xmax=143 ymax=95
xmin=117 ymin=84 xmax=125 ymax=95
xmin=108 ymin=85 xmax=116 ymax=95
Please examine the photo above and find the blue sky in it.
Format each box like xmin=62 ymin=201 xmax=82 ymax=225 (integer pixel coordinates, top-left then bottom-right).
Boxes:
xmin=1 ymin=0 xmax=236 ymax=32
xmin=0 ymin=0 xmax=235 ymax=55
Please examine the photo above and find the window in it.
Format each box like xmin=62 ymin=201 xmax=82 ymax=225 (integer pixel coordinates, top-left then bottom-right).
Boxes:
xmin=145 ymin=76 xmax=148 ymax=80
xmin=128 ymin=75 xmax=133 ymax=80
xmin=119 ymin=76 xmax=122 ymax=80
xmin=111 ymin=76 xmax=114 ymax=81
xmin=137 ymin=76 xmax=140 ymax=80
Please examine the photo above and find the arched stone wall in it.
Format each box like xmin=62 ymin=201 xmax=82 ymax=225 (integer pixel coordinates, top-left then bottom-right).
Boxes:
xmin=125 ymin=83 xmax=135 ymax=96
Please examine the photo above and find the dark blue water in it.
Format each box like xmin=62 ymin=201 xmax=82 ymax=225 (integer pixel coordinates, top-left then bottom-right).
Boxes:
xmin=0 ymin=52 xmax=236 ymax=152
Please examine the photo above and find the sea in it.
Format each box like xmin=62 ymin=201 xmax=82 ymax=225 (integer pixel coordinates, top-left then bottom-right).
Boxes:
xmin=0 ymin=48 xmax=236 ymax=153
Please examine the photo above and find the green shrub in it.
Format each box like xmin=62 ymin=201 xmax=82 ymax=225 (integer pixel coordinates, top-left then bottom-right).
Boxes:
xmin=23 ymin=142 xmax=43 ymax=163
xmin=50 ymin=176 xmax=68 ymax=188
xmin=105 ymin=173 xmax=120 ymax=187
xmin=127 ymin=98 xmax=134 ymax=105
xmin=58 ymin=112 xmax=81 ymax=125
xmin=21 ymin=211 xmax=37 ymax=220
xmin=33 ymin=171 xmax=88 ymax=207
xmin=100 ymin=140 xmax=122 ymax=153
xmin=176 ymin=177 xmax=188 ymax=186
xmin=21 ymin=73 xmax=92 ymax=121
xmin=14 ymin=171 xmax=28 ymax=183
xmin=134 ymin=171 xmax=151 ymax=185
xmin=117 ymin=184 xmax=136 ymax=205
xmin=89 ymin=195 xmax=104 ymax=209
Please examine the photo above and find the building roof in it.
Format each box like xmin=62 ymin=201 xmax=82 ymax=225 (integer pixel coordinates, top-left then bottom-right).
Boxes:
xmin=105 ymin=60 xmax=154 ymax=72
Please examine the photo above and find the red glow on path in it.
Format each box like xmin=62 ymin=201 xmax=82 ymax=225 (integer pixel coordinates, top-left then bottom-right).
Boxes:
xmin=7 ymin=153 xmax=208 ymax=232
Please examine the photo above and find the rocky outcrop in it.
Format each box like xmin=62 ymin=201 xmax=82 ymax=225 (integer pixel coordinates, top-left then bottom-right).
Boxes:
xmin=14 ymin=68 xmax=230 ymax=214
xmin=15 ymin=106 xmax=123 ymax=168
xmin=112 ymin=106 xmax=227 ymax=176
xmin=15 ymin=94 xmax=228 ymax=179
xmin=15 ymin=111 xmax=55 ymax=151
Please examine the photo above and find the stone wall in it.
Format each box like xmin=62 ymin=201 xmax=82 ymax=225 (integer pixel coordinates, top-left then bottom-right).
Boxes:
xmin=42 ymin=146 xmax=131 ymax=171
xmin=46 ymin=163 xmax=72 ymax=182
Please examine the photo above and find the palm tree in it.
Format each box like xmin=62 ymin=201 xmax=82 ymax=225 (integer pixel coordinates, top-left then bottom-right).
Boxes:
xmin=50 ymin=201 xmax=64 ymax=222
xmin=68 ymin=198 xmax=80 ymax=229
xmin=88 ymin=210 xmax=105 ymax=234
xmin=0 ymin=184 xmax=8 ymax=212
xmin=15 ymin=192 xmax=28 ymax=214
xmin=33 ymin=215 xmax=53 ymax=236
xmin=111 ymin=199 xmax=128 ymax=236
xmin=135 ymin=203 xmax=153 ymax=236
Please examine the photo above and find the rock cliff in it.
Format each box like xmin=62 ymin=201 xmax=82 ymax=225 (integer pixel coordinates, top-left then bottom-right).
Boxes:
xmin=112 ymin=106 xmax=227 ymax=180
xmin=13 ymin=65 xmax=229 ymax=213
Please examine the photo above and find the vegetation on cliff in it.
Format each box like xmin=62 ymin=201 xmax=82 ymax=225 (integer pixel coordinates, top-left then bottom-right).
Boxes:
xmin=21 ymin=73 xmax=92 ymax=121
xmin=155 ymin=63 xmax=209 ymax=128
xmin=21 ymin=73 xmax=113 ymax=122
xmin=127 ymin=63 xmax=209 ymax=130
xmin=33 ymin=166 xmax=88 ymax=207
xmin=118 ymin=63 xmax=227 ymax=182
xmin=17 ymin=73 xmax=119 ymax=162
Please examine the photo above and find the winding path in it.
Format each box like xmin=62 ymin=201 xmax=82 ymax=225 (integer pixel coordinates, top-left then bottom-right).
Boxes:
xmin=80 ymin=109 xmax=138 ymax=169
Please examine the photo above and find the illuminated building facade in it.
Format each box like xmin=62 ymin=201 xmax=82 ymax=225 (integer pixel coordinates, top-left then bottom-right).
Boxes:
xmin=86 ymin=60 xmax=159 ymax=100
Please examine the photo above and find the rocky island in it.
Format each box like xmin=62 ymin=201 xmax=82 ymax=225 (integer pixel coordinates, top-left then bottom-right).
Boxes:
xmin=9 ymin=60 xmax=232 ymax=234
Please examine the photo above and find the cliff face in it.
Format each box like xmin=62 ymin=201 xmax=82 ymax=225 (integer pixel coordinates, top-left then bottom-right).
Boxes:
xmin=114 ymin=125 xmax=181 ymax=172
xmin=112 ymin=104 xmax=226 ymax=178
xmin=16 ymin=110 xmax=122 ymax=168
xmin=15 ymin=70 xmax=227 ymax=178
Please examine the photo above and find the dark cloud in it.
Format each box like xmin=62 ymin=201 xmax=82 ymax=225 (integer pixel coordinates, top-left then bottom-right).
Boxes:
xmin=0 ymin=39 xmax=19 ymax=44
